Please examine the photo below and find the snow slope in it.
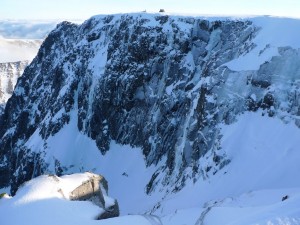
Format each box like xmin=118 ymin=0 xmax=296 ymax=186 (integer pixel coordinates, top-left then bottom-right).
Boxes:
xmin=153 ymin=112 xmax=300 ymax=212
xmin=0 ymin=173 xmax=157 ymax=225
xmin=226 ymin=16 xmax=300 ymax=70
xmin=160 ymin=188 xmax=300 ymax=225
xmin=153 ymin=109 xmax=300 ymax=225
xmin=24 ymin=109 xmax=160 ymax=215
xmin=3 ymin=111 xmax=300 ymax=225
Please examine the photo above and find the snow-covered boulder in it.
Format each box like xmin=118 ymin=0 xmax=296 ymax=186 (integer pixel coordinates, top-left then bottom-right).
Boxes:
xmin=69 ymin=173 xmax=120 ymax=219
xmin=0 ymin=172 xmax=119 ymax=224
xmin=69 ymin=173 xmax=107 ymax=206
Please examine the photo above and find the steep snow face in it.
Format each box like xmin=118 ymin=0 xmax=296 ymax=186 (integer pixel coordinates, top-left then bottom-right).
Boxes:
xmin=0 ymin=14 xmax=299 ymax=216
xmin=146 ymin=113 xmax=300 ymax=224
xmin=153 ymin=112 xmax=300 ymax=213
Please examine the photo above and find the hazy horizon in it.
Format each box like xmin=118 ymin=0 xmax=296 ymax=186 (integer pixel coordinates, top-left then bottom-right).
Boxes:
xmin=1 ymin=0 xmax=299 ymax=20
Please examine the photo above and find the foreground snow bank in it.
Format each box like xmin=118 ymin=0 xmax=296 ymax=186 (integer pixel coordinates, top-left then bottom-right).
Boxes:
xmin=0 ymin=173 xmax=121 ymax=225
xmin=160 ymin=188 xmax=300 ymax=225
xmin=1 ymin=173 xmax=300 ymax=225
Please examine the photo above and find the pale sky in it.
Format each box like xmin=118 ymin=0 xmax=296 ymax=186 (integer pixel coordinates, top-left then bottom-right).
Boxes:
xmin=0 ymin=0 xmax=299 ymax=20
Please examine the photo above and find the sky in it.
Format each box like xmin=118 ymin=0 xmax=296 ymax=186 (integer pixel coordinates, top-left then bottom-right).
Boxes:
xmin=0 ymin=0 xmax=299 ymax=20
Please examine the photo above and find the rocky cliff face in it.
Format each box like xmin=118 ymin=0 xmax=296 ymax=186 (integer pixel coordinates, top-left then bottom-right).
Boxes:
xmin=0 ymin=61 xmax=29 ymax=113
xmin=0 ymin=14 xmax=299 ymax=195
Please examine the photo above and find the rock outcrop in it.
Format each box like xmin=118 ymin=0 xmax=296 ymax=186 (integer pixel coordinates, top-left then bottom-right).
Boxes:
xmin=70 ymin=174 xmax=107 ymax=207
xmin=69 ymin=173 xmax=119 ymax=219
xmin=97 ymin=200 xmax=120 ymax=220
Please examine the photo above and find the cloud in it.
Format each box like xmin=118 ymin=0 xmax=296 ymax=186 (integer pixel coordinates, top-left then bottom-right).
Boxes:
xmin=0 ymin=38 xmax=42 ymax=63
xmin=0 ymin=20 xmax=58 ymax=39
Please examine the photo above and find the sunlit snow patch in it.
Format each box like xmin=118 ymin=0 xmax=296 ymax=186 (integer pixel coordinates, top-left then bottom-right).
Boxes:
xmin=225 ymin=17 xmax=300 ymax=71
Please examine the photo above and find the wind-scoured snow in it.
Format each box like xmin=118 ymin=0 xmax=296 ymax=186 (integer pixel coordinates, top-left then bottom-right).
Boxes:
xmin=25 ymin=109 xmax=159 ymax=215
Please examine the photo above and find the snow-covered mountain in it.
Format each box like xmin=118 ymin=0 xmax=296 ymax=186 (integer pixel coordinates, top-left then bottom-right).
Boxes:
xmin=0 ymin=20 xmax=58 ymax=63
xmin=0 ymin=38 xmax=42 ymax=114
xmin=0 ymin=13 xmax=300 ymax=224
xmin=0 ymin=20 xmax=62 ymax=113
xmin=0 ymin=61 xmax=30 ymax=113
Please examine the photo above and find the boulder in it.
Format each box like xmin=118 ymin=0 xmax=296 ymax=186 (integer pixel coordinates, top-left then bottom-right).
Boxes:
xmin=69 ymin=173 xmax=119 ymax=220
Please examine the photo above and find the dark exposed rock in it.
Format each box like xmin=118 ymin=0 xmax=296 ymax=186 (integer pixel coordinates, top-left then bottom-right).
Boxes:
xmin=70 ymin=174 xmax=107 ymax=207
xmin=282 ymin=195 xmax=289 ymax=201
xmin=97 ymin=200 xmax=120 ymax=220
xmin=69 ymin=173 xmax=119 ymax=220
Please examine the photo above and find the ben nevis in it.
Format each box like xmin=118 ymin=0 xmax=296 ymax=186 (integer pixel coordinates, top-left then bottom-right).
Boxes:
xmin=0 ymin=1 xmax=300 ymax=225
